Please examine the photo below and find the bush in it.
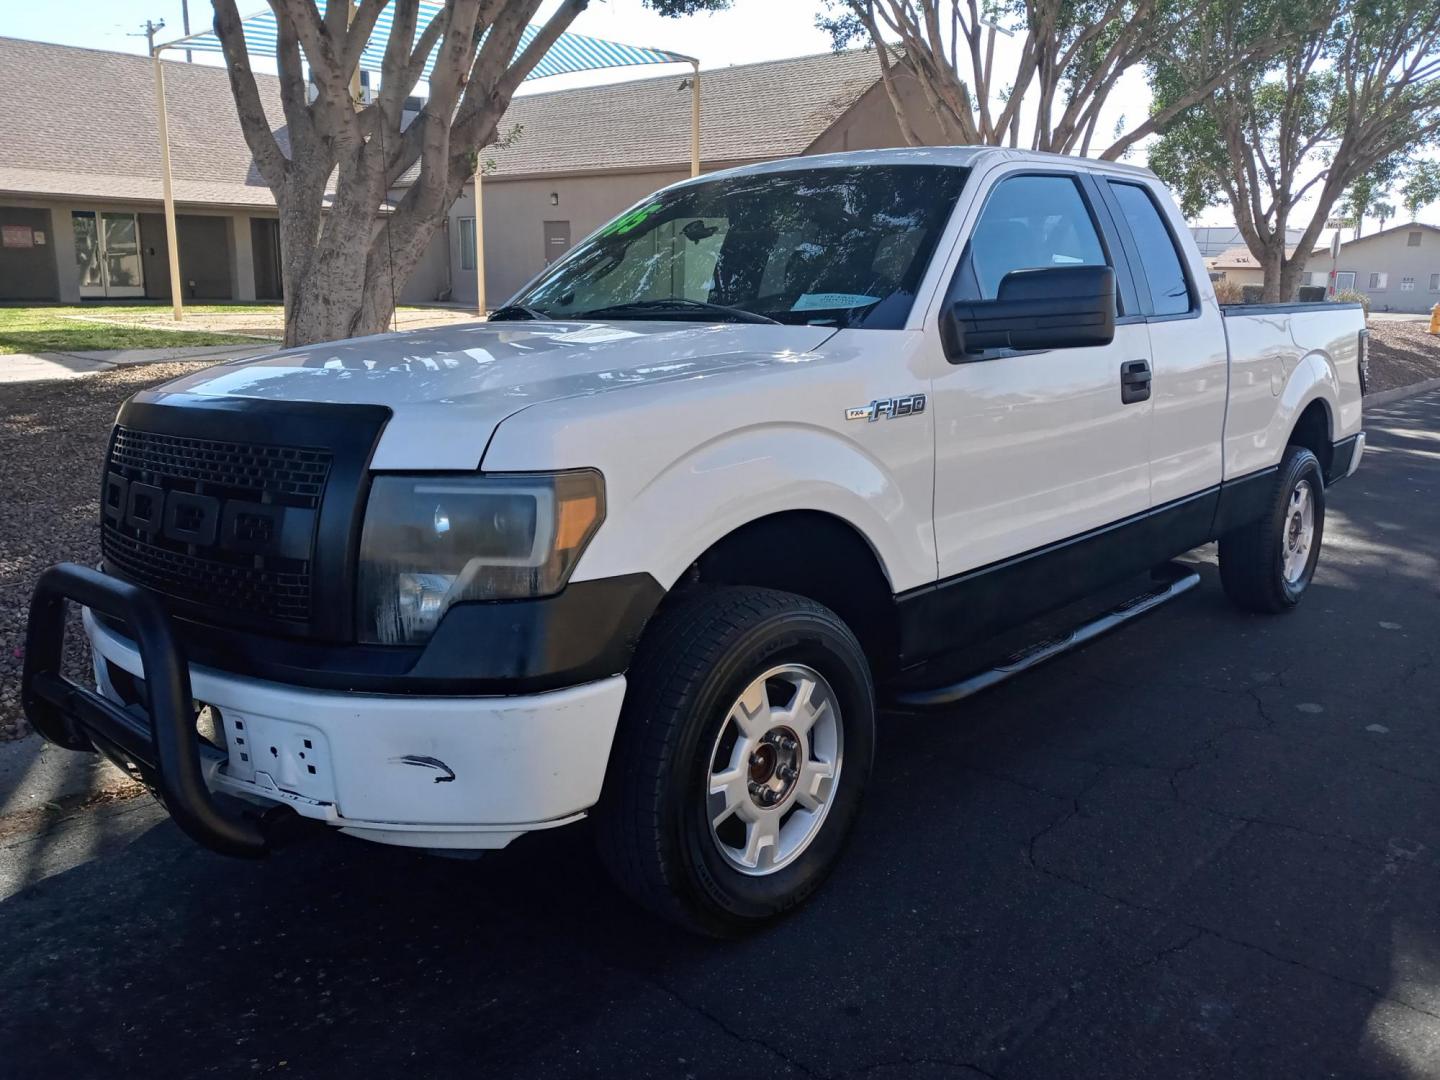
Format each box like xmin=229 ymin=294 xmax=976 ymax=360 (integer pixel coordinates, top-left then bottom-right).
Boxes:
xmin=1211 ymin=279 xmax=1245 ymax=304
xmin=1332 ymin=289 xmax=1371 ymax=315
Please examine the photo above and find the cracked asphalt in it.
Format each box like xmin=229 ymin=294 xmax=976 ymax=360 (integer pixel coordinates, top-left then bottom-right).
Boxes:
xmin=2 ymin=390 xmax=1439 ymax=1079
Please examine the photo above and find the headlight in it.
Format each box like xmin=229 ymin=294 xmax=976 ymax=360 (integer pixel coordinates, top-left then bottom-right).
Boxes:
xmin=357 ymin=470 xmax=605 ymax=645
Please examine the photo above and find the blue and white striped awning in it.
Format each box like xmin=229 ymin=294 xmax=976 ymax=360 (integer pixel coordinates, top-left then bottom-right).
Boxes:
xmin=165 ymin=1 xmax=694 ymax=81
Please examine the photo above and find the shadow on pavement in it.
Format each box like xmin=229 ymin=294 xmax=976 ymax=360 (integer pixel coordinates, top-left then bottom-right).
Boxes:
xmin=2 ymin=393 xmax=1439 ymax=1080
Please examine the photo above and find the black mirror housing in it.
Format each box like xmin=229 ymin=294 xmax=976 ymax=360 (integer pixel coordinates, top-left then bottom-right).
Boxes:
xmin=942 ymin=265 xmax=1116 ymax=359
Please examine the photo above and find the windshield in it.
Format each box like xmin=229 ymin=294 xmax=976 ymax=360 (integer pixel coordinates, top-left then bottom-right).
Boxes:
xmin=511 ymin=164 xmax=970 ymax=329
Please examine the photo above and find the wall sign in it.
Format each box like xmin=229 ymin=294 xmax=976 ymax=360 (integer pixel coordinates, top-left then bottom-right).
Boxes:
xmin=2 ymin=225 xmax=34 ymax=248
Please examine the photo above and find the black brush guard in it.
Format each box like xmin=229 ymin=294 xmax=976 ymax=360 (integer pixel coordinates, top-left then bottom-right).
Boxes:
xmin=22 ymin=562 xmax=281 ymax=857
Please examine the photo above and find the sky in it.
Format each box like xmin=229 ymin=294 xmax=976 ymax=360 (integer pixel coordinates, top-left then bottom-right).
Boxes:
xmin=0 ymin=1 xmax=1419 ymax=230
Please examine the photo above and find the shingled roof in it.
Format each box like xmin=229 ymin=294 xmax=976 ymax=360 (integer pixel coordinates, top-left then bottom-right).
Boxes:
xmin=0 ymin=36 xmax=885 ymax=203
xmin=420 ymin=48 xmax=885 ymax=182
xmin=0 ymin=36 xmax=284 ymax=207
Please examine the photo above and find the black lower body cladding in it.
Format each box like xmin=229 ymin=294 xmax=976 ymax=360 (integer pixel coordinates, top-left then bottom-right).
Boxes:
xmin=96 ymin=572 xmax=668 ymax=694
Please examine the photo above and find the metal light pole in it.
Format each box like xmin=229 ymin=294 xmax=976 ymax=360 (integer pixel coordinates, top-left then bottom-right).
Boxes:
xmin=690 ymin=60 xmax=701 ymax=177
xmin=474 ymin=160 xmax=487 ymax=317
xmin=140 ymin=19 xmax=185 ymax=321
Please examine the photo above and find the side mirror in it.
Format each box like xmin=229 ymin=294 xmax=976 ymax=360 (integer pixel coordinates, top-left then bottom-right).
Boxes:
xmin=941 ymin=264 xmax=1116 ymax=360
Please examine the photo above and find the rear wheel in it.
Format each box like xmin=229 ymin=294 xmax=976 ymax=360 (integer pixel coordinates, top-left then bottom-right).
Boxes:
xmin=595 ymin=586 xmax=875 ymax=936
xmin=1219 ymin=445 xmax=1326 ymax=613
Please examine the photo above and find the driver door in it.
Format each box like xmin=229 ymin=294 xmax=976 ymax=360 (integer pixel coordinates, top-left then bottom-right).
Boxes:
xmin=930 ymin=168 xmax=1153 ymax=580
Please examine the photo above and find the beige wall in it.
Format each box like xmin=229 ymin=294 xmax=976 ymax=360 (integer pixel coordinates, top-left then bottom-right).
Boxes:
xmin=805 ymin=75 xmax=946 ymax=153
xmin=442 ymin=72 xmax=941 ymax=309
xmin=449 ymin=169 xmax=690 ymax=306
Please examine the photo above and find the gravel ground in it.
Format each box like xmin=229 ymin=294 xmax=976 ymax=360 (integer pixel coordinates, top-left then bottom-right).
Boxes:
xmin=0 ymin=363 xmax=209 ymax=741
xmin=1366 ymin=317 xmax=1440 ymax=393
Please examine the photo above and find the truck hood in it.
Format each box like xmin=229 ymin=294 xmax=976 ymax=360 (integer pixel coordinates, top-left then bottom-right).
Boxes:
xmin=148 ymin=320 xmax=837 ymax=469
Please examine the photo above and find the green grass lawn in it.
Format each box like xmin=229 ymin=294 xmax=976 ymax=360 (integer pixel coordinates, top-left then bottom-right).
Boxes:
xmin=0 ymin=306 xmax=265 ymax=356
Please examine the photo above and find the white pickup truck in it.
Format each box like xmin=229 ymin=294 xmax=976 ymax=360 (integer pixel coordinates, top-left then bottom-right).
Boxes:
xmin=24 ymin=147 xmax=1366 ymax=934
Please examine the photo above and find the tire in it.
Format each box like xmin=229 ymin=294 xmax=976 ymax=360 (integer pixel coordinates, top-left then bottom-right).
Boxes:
xmin=595 ymin=586 xmax=875 ymax=936
xmin=1219 ymin=445 xmax=1326 ymax=614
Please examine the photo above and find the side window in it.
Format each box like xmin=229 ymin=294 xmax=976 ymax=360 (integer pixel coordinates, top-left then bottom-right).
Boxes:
xmin=1109 ymin=181 xmax=1193 ymax=316
xmin=962 ymin=175 xmax=1108 ymax=299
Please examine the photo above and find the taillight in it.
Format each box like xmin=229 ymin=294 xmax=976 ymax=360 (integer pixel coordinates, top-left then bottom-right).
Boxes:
xmin=1357 ymin=328 xmax=1370 ymax=396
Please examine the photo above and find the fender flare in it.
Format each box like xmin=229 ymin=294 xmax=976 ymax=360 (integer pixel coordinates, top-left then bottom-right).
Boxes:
xmin=571 ymin=421 xmax=921 ymax=592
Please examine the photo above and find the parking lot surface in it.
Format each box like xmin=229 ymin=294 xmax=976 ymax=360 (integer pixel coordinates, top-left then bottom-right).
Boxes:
xmin=2 ymin=391 xmax=1438 ymax=1079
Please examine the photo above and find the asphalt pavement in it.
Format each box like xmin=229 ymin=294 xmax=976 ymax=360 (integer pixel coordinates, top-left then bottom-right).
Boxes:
xmin=3 ymin=391 xmax=1439 ymax=1079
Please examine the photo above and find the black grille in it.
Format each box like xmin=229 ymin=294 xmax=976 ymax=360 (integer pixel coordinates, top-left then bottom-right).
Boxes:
xmin=110 ymin=427 xmax=330 ymax=505
xmin=101 ymin=425 xmax=331 ymax=625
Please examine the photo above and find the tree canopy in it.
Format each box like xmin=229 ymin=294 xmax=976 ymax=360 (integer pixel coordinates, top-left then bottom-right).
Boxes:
xmin=1148 ymin=0 xmax=1440 ymax=300
xmin=214 ymin=0 xmax=724 ymax=346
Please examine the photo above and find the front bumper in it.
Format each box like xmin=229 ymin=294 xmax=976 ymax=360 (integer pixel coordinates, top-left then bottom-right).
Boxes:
xmin=23 ymin=564 xmax=627 ymax=854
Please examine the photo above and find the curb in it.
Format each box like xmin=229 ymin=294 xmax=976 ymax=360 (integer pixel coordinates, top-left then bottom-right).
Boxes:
xmin=1365 ymin=377 xmax=1440 ymax=410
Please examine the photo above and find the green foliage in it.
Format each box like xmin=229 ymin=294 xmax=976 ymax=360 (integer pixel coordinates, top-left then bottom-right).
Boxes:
xmin=1402 ymin=161 xmax=1440 ymax=219
xmin=1147 ymin=0 xmax=1440 ymax=269
xmin=1332 ymin=289 xmax=1371 ymax=314
xmin=642 ymin=0 xmax=731 ymax=13
xmin=1147 ymin=106 xmax=1226 ymax=217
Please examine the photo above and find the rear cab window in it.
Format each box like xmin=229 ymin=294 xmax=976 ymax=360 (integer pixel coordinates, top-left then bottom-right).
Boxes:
xmin=1107 ymin=181 xmax=1194 ymax=317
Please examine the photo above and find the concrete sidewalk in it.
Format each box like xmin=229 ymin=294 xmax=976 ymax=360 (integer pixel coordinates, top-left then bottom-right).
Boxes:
xmin=0 ymin=343 xmax=264 ymax=385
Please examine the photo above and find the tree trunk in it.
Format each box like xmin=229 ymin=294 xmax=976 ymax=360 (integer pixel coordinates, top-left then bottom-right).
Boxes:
xmin=1278 ymin=257 xmax=1307 ymax=302
xmin=1260 ymin=243 xmax=1287 ymax=303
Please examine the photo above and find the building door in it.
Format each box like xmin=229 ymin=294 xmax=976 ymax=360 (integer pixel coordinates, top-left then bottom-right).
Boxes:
xmin=543 ymin=220 xmax=571 ymax=265
xmin=73 ymin=211 xmax=145 ymax=298
xmin=251 ymin=218 xmax=283 ymax=300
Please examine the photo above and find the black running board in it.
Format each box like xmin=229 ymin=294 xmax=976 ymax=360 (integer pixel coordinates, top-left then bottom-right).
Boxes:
xmin=891 ymin=563 xmax=1201 ymax=709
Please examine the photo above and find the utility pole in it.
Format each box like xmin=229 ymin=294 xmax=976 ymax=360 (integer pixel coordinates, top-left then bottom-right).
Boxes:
xmin=132 ymin=18 xmax=185 ymax=320
xmin=132 ymin=17 xmax=165 ymax=54
xmin=180 ymin=1 xmax=192 ymax=63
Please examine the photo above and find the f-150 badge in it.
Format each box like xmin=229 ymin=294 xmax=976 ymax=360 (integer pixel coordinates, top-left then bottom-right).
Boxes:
xmin=846 ymin=394 xmax=927 ymax=422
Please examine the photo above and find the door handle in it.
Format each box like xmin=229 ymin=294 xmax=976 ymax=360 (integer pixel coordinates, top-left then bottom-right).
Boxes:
xmin=1120 ymin=359 xmax=1151 ymax=404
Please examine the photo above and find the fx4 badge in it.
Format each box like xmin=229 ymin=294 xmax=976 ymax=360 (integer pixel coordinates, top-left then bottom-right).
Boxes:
xmin=846 ymin=394 xmax=927 ymax=422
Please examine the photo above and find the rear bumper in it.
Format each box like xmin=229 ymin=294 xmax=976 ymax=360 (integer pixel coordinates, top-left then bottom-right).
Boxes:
xmin=1328 ymin=432 xmax=1365 ymax=485
xmin=24 ymin=564 xmax=627 ymax=855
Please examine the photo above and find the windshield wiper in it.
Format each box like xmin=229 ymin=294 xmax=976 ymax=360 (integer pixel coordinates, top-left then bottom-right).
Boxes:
xmin=487 ymin=303 xmax=551 ymax=321
xmin=571 ymin=298 xmax=780 ymax=325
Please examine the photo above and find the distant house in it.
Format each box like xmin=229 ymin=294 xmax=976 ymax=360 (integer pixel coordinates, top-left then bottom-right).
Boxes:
xmin=419 ymin=51 xmax=935 ymax=303
xmin=1202 ymin=245 xmax=1296 ymax=289
xmin=1189 ymin=225 xmax=1305 ymax=259
xmin=1298 ymin=223 xmax=1440 ymax=313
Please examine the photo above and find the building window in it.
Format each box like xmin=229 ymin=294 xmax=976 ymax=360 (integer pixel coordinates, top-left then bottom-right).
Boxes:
xmin=1407 ymin=231 xmax=1422 ymax=247
xmin=1335 ymin=271 xmax=1356 ymax=292
xmin=1431 ymin=273 xmax=1440 ymax=291
xmin=1401 ymin=276 xmax=1415 ymax=291
xmin=458 ymin=217 xmax=476 ymax=271
xmin=1368 ymin=272 xmax=1388 ymax=290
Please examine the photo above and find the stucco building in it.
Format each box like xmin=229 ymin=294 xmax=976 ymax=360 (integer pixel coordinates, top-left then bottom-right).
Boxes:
xmin=0 ymin=38 xmax=928 ymax=311
xmin=1300 ymin=223 xmax=1440 ymax=313
xmin=428 ymin=50 xmax=934 ymax=304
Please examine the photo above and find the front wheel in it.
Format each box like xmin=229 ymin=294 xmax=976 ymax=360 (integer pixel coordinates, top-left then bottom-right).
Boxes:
xmin=595 ymin=586 xmax=875 ymax=936
xmin=1219 ymin=445 xmax=1326 ymax=613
